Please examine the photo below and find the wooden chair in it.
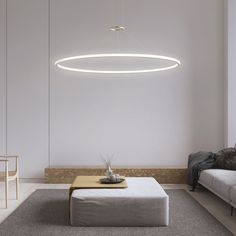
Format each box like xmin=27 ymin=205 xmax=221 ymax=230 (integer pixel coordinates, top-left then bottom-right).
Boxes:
xmin=0 ymin=155 xmax=19 ymax=208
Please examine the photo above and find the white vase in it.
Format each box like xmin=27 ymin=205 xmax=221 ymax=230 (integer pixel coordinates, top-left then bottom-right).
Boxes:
xmin=106 ymin=166 xmax=113 ymax=179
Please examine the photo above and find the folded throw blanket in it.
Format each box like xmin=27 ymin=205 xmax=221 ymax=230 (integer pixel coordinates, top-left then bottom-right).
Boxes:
xmin=187 ymin=151 xmax=218 ymax=190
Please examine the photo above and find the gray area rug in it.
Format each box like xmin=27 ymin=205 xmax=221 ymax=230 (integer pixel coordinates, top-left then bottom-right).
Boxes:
xmin=0 ymin=189 xmax=233 ymax=236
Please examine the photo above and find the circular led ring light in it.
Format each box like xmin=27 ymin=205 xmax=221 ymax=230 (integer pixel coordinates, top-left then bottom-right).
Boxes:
xmin=55 ymin=53 xmax=181 ymax=74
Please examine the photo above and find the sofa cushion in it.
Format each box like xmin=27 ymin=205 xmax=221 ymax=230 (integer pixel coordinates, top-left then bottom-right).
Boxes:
xmin=212 ymin=171 xmax=236 ymax=201
xmin=199 ymin=169 xmax=230 ymax=187
xmin=199 ymin=169 xmax=236 ymax=202
xmin=230 ymin=186 xmax=236 ymax=208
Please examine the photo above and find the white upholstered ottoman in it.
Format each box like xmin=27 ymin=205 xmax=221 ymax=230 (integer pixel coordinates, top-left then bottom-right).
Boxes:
xmin=70 ymin=177 xmax=169 ymax=226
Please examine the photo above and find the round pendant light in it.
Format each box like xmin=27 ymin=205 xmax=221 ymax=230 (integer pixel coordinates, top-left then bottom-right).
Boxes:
xmin=55 ymin=53 xmax=181 ymax=74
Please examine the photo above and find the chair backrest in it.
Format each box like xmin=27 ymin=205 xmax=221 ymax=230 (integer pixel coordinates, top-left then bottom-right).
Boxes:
xmin=0 ymin=155 xmax=18 ymax=172
xmin=0 ymin=159 xmax=8 ymax=180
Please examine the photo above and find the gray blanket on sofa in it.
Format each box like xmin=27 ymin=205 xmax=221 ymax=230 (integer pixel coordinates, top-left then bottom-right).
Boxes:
xmin=187 ymin=152 xmax=217 ymax=190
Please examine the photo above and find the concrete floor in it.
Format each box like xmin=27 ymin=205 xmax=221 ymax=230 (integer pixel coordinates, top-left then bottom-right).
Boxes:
xmin=0 ymin=181 xmax=235 ymax=235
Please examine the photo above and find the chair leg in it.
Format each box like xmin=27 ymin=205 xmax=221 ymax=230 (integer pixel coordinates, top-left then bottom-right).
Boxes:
xmin=5 ymin=179 xmax=8 ymax=209
xmin=16 ymin=177 xmax=19 ymax=200
xmin=231 ymin=206 xmax=234 ymax=216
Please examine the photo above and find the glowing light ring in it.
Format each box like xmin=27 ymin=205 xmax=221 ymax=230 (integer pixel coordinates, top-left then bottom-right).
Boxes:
xmin=55 ymin=53 xmax=181 ymax=74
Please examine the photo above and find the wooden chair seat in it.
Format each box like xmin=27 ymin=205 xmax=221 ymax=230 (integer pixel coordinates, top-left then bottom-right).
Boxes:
xmin=0 ymin=171 xmax=17 ymax=181
xmin=0 ymin=155 xmax=19 ymax=208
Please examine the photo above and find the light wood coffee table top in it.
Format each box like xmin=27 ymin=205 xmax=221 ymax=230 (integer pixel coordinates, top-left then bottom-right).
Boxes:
xmin=70 ymin=175 xmax=127 ymax=189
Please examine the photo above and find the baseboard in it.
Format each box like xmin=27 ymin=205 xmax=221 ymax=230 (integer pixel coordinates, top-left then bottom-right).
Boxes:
xmin=20 ymin=178 xmax=45 ymax=183
xmin=45 ymin=167 xmax=187 ymax=184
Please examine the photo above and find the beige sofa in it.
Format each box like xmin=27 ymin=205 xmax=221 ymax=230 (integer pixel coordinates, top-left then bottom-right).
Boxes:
xmin=198 ymin=169 xmax=236 ymax=215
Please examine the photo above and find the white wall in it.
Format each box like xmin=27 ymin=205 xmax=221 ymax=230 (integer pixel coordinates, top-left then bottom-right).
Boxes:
xmin=0 ymin=0 xmax=6 ymax=155
xmin=227 ymin=0 xmax=236 ymax=147
xmin=0 ymin=0 xmax=225 ymax=177
xmin=0 ymin=0 xmax=49 ymax=178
